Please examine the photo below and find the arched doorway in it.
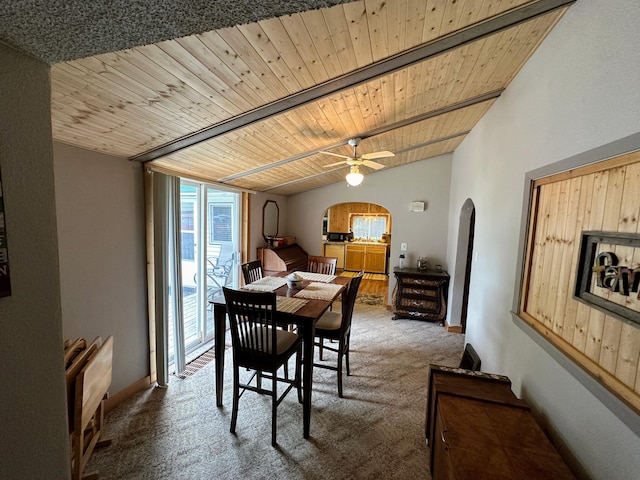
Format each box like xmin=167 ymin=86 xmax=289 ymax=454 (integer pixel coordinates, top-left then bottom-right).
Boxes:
xmin=449 ymin=199 xmax=475 ymax=333
xmin=321 ymin=201 xmax=391 ymax=273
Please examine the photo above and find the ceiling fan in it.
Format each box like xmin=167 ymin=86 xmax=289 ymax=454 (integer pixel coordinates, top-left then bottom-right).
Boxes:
xmin=320 ymin=138 xmax=395 ymax=186
xmin=321 ymin=138 xmax=394 ymax=170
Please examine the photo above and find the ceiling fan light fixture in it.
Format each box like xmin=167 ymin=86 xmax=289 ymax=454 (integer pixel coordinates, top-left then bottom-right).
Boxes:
xmin=345 ymin=165 xmax=364 ymax=186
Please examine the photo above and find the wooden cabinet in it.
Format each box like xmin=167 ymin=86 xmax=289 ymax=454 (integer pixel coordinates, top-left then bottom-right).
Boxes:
xmin=257 ymin=244 xmax=308 ymax=275
xmin=323 ymin=243 xmax=345 ymax=269
xmin=345 ymin=244 xmax=387 ymax=273
xmin=345 ymin=245 xmax=365 ymax=271
xmin=326 ymin=202 xmax=392 ymax=232
xmin=392 ymin=267 xmax=449 ymax=321
xmin=364 ymin=245 xmax=387 ymax=273
xmin=426 ymin=366 xmax=576 ymax=479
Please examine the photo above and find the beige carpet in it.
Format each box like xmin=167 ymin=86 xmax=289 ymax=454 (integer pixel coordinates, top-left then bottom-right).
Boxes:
xmin=87 ymin=304 xmax=464 ymax=479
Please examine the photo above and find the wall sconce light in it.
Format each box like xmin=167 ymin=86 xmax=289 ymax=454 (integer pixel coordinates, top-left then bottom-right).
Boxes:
xmin=345 ymin=165 xmax=364 ymax=186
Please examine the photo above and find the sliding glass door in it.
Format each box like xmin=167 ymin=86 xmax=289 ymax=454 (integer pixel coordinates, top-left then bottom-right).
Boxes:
xmin=173 ymin=181 xmax=239 ymax=366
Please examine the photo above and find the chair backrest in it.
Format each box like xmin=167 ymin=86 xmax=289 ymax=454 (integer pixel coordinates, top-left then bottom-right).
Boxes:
xmin=241 ymin=260 xmax=263 ymax=284
xmin=340 ymin=271 xmax=364 ymax=336
xmin=459 ymin=343 xmax=481 ymax=371
xmin=307 ymin=255 xmax=338 ymax=275
xmin=223 ymin=287 xmax=278 ymax=363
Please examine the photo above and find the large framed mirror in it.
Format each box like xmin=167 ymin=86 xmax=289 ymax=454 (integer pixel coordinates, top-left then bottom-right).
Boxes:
xmin=262 ymin=200 xmax=279 ymax=241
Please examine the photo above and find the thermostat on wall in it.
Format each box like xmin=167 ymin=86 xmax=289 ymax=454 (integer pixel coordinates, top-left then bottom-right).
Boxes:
xmin=410 ymin=201 xmax=425 ymax=212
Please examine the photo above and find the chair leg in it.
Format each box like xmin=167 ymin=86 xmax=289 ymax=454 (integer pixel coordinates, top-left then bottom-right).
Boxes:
xmin=337 ymin=349 xmax=344 ymax=398
xmin=230 ymin=366 xmax=240 ymax=434
xmin=296 ymin=348 xmax=303 ymax=404
xmin=271 ymin=368 xmax=278 ymax=447
xmin=345 ymin=350 xmax=350 ymax=376
xmin=345 ymin=335 xmax=351 ymax=376
xmin=319 ymin=338 xmax=324 ymax=360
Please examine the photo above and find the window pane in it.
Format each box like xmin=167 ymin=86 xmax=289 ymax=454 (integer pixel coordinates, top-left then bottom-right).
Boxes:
xmin=209 ymin=204 xmax=232 ymax=243
xmin=181 ymin=232 xmax=194 ymax=261
xmin=180 ymin=199 xmax=195 ymax=260
xmin=351 ymin=215 xmax=387 ymax=240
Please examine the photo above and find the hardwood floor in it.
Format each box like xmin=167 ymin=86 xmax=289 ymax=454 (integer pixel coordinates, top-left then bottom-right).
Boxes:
xmin=358 ymin=276 xmax=389 ymax=296
xmin=338 ymin=271 xmax=390 ymax=297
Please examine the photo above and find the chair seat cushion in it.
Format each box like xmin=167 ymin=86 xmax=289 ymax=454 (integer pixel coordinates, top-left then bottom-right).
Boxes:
xmin=243 ymin=326 xmax=300 ymax=355
xmin=315 ymin=310 xmax=342 ymax=331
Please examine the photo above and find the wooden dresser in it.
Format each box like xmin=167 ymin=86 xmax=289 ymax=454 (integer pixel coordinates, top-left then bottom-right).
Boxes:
xmin=426 ymin=366 xmax=576 ymax=479
xmin=392 ymin=267 xmax=449 ymax=321
xmin=257 ymin=244 xmax=308 ymax=275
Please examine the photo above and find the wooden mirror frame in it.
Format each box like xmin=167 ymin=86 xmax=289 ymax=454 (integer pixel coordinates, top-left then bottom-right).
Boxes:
xmin=262 ymin=200 xmax=279 ymax=241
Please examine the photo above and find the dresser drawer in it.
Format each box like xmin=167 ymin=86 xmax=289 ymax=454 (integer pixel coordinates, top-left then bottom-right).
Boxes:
xmin=392 ymin=267 xmax=449 ymax=321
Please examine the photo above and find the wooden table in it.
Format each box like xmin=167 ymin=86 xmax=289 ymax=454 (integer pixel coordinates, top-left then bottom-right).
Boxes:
xmin=211 ymin=274 xmax=349 ymax=439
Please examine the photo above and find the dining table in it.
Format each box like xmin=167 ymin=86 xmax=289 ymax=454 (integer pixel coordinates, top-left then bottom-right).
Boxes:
xmin=210 ymin=270 xmax=350 ymax=438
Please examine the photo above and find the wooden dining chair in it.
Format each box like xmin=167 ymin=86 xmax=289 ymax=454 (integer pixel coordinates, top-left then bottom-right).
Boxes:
xmin=222 ymin=287 xmax=302 ymax=446
xmin=241 ymin=259 xmax=263 ymax=284
xmin=307 ymin=255 xmax=338 ymax=275
xmin=313 ymin=271 xmax=364 ymax=397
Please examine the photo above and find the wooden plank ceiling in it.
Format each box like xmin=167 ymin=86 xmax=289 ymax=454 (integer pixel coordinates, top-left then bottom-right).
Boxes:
xmin=50 ymin=0 xmax=572 ymax=195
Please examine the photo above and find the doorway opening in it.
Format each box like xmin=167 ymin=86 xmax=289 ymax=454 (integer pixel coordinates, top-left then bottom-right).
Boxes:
xmin=169 ymin=181 xmax=240 ymax=370
xmin=449 ymin=199 xmax=475 ymax=333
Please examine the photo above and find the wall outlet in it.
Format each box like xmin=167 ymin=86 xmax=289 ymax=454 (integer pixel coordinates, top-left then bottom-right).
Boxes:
xmin=401 ymin=242 xmax=407 ymax=251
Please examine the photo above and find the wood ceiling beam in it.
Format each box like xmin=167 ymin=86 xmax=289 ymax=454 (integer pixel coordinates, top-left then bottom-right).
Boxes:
xmin=131 ymin=0 xmax=575 ymax=163
xmin=262 ymin=131 xmax=471 ymax=192
xmin=218 ymin=91 xmax=500 ymax=182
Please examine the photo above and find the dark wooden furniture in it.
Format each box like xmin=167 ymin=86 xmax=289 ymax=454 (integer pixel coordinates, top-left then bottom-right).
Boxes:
xmin=222 ymin=288 xmax=302 ymax=446
xmin=392 ymin=267 xmax=449 ymax=321
xmin=257 ymin=244 xmax=308 ymax=275
xmin=211 ymin=273 xmax=350 ymax=439
xmin=459 ymin=343 xmax=481 ymax=371
xmin=241 ymin=259 xmax=263 ymax=284
xmin=313 ymin=272 xmax=364 ymax=397
xmin=426 ymin=366 xmax=576 ymax=479
xmin=307 ymin=255 xmax=338 ymax=275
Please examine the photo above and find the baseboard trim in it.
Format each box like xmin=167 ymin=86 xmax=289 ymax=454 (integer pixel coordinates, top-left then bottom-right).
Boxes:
xmin=445 ymin=323 xmax=463 ymax=334
xmin=105 ymin=376 xmax=153 ymax=413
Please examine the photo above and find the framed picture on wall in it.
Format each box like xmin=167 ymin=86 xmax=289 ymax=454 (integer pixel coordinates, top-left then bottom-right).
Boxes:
xmin=0 ymin=167 xmax=11 ymax=297
xmin=575 ymin=231 xmax=640 ymax=326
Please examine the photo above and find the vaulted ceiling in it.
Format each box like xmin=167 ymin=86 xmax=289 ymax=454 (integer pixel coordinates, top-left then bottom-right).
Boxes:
xmin=1 ymin=0 xmax=574 ymax=195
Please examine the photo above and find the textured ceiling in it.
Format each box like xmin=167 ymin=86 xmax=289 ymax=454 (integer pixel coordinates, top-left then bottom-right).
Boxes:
xmin=0 ymin=0 xmax=352 ymax=63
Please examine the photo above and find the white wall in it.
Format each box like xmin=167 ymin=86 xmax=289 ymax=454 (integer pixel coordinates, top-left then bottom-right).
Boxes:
xmin=0 ymin=43 xmax=70 ymax=479
xmin=288 ymin=155 xmax=452 ymax=302
xmin=53 ymin=142 xmax=149 ymax=393
xmin=447 ymin=1 xmax=640 ymax=478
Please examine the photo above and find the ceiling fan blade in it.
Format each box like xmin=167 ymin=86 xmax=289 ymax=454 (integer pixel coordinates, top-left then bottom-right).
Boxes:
xmin=319 ymin=150 xmax=351 ymax=160
xmin=362 ymin=160 xmax=385 ymax=170
xmin=323 ymin=160 xmax=347 ymax=168
xmin=361 ymin=150 xmax=395 ymax=160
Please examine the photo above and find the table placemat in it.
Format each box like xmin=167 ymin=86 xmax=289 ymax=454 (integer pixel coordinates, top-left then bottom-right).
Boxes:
xmin=276 ymin=296 xmax=309 ymax=314
xmin=294 ymin=282 xmax=343 ymax=301
xmin=294 ymin=271 xmax=337 ymax=283
xmin=242 ymin=276 xmax=287 ymax=292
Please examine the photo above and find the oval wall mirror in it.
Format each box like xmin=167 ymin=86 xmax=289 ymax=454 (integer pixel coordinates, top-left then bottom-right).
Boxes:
xmin=262 ymin=200 xmax=279 ymax=240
